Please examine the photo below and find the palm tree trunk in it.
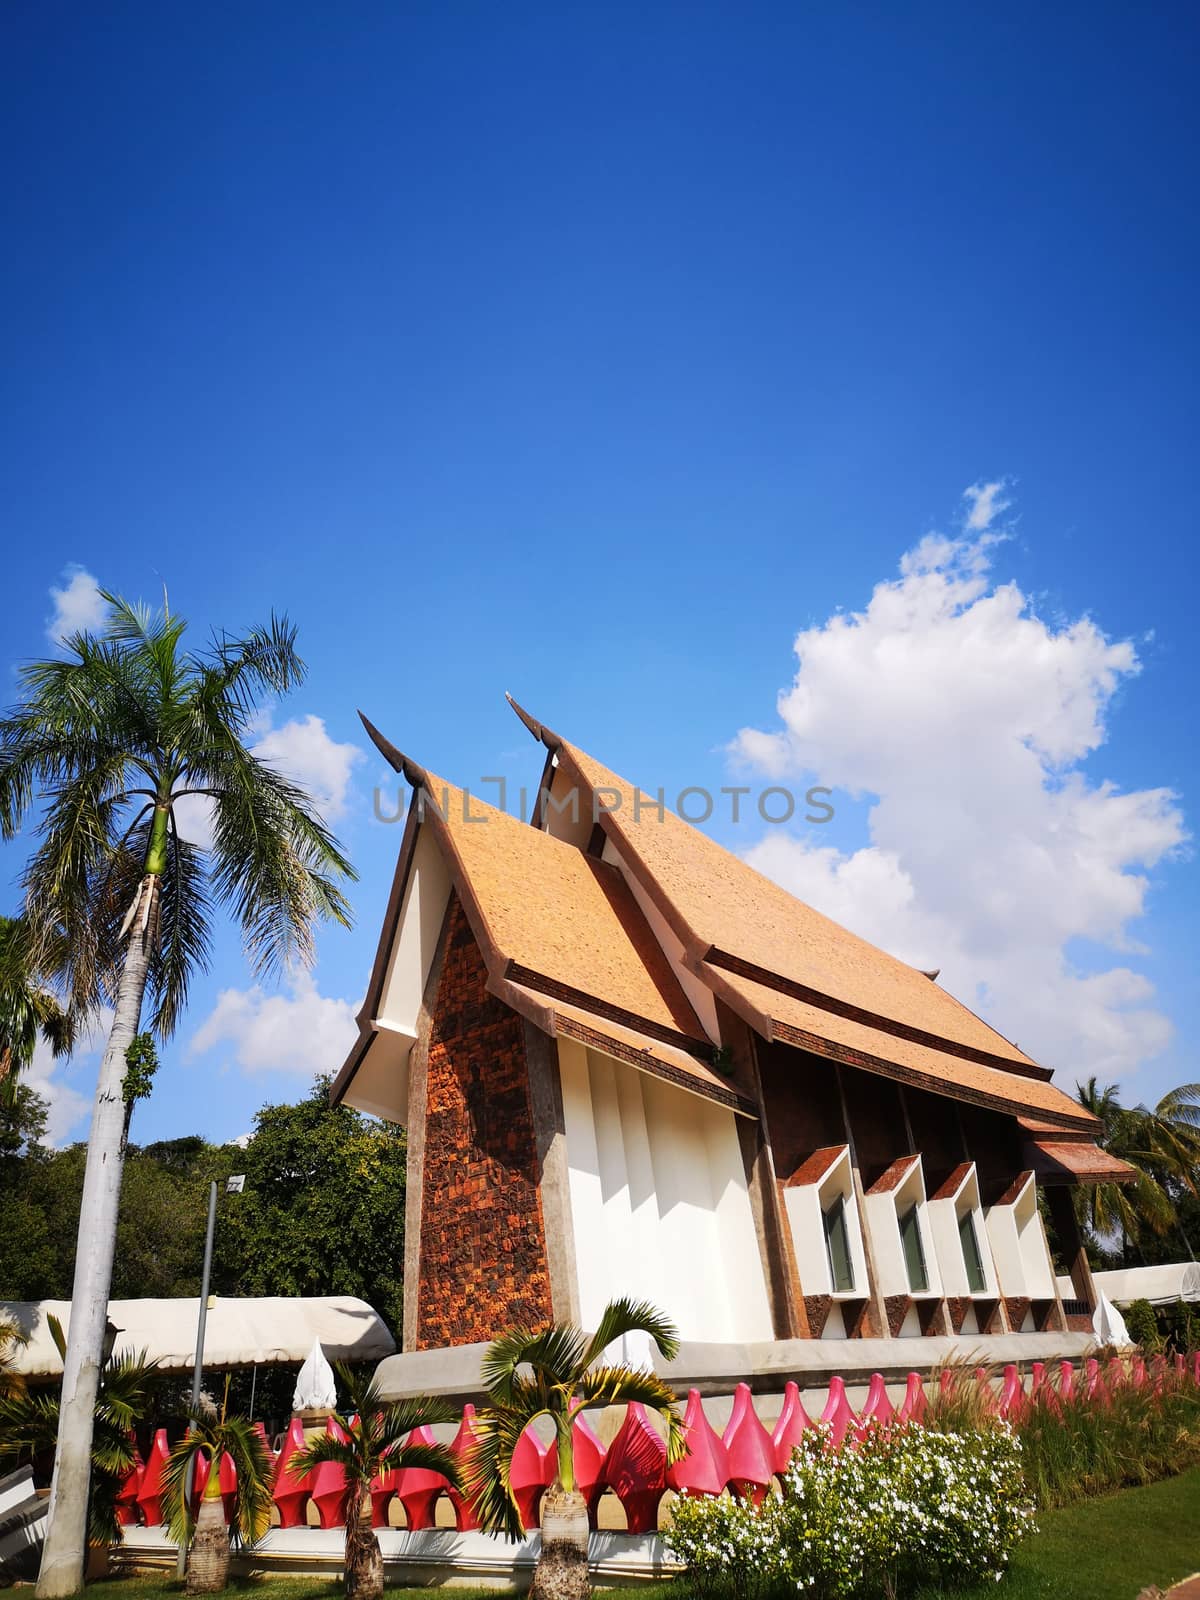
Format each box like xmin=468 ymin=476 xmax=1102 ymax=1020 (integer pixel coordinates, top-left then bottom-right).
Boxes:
xmin=530 ymin=1486 xmax=590 ymax=1600
xmin=343 ymin=1484 xmax=383 ymax=1600
xmin=36 ymin=877 xmax=159 ymax=1600
xmin=186 ymin=1482 xmax=231 ymax=1596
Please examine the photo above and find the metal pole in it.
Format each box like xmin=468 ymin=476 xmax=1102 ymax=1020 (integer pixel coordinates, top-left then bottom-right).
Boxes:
xmin=177 ymin=1180 xmax=218 ymax=1578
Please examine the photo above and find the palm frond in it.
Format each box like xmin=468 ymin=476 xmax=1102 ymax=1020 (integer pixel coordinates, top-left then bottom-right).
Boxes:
xmin=581 ymin=1296 xmax=680 ymax=1370
xmin=464 ymin=1407 xmax=536 ymax=1541
xmin=480 ymin=1324 xmax=555 ymax=1406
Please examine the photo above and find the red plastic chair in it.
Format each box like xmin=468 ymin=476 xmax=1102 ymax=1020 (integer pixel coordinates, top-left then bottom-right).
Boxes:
xmin=445 ymin=1405 xmax=482 ymax=1531
xmin=309 ymin=1418 xmax=350 ymax=1528
xmin=135 ymin=1429 xmax=170 ymax=1526
xmin=393 ymin=1425 xmax=452 ymax=1530
xmin=114 ymin=1436 xmax=143 ymax=1527
xmin=510 ymin=1421 xmax=554 ymax=1531
xmin=605 ymin=1402 xmax=668 ymax=1533
xmin=191 ymin=1450 xmax=238 ymax=1522
xmin=771 ymin=1381 xmax=813 ymax=1474
xmin=818 ymin=1376 xmax=857 ymax=1446
xmin=272 ymin=1417 xmax=314 ymax=1529
xmin=973 ymin=1367 xmax=999 ymax=1415
xmin=722 ymin=1383 xmax=775 ymax=1503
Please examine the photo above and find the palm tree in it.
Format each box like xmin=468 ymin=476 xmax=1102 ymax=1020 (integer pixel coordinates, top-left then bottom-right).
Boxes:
xmin=0 ymin=1315 xmax=157 ymax=1550
xmin=0 ymin=913 xmax=75 ymax=1104
xmin=291 ymin=1365 xmax=461 ymax=1600
xmin=1076 ymin=1078 xmax=1200 ymax=1258
xmin=161 ymin=1390 xmax=274 ymax=1595
xmin=0 ymin=1312 xmax=30 ymax=1403
xmin=0 ymin=594 xmax=355 ymax=1598
xmin=466 ymin=1298 xmax=685 ymax=1600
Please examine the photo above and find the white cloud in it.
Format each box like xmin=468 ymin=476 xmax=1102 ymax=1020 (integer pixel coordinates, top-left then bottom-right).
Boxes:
xmin=173 ymin=713 xmax=363 ymax=850
xmin=730 ymin=496 xmax=1187 ymax=1089
xmin=188 ymin=970 xmax=357 ymax=1078
xmin=24 ymin=1007 xmax=113 ymax=1146
xmin=46 ymin=565 xmax=106 ymax=645
xmin=962 ymin=478 xmax=1011 ymax=533
xmin=250 ymin=714 xmax=362 ymax=823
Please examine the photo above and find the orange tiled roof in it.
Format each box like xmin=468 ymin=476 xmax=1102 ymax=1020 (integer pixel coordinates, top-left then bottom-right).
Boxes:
xmin=553 ymin=737 xmax=1041 ymax=1078
xmin=416 ymin=773 xmax=708 ymax=1050
xmin=698 ymin=959 xmax=1095 ymax=1129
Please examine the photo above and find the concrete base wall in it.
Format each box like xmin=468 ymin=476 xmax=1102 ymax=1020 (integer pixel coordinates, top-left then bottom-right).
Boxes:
xmin=114 ymin=1525 xmax=680 ymax=1591
xmin=373 ymin=1329 xmax=1098 ymax=1406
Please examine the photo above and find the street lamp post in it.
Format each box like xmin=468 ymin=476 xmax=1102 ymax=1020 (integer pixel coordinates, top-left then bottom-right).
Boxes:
xmin=176 ymin=1175 xmax=244 ymax=1578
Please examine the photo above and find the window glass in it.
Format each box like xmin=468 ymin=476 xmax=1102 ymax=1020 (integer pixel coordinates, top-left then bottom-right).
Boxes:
xmin=899 ymin=1202 xmax=929 ymax=1294
xmin=958 ymin=1207 xmax=987 ymax=1293
xmin=822 ymin=1192 xmax=855 ymax=1293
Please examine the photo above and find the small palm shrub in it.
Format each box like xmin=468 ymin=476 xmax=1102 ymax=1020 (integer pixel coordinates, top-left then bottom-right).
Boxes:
xmin=665 ymin=1421 xmax=1035 ymax=1600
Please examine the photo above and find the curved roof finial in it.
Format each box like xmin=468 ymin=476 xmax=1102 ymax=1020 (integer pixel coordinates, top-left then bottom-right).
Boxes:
xmin=358 ymin=711 xmax=428 ymax=789
xmin=505 ymin=691 xmax=562 ymax=750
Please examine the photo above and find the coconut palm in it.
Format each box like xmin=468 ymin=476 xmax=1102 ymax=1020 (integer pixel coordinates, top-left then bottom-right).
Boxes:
xmin=0 ymin=594 xmax=355 ymax=1598
xmin=466 ymin=1298 xmax=685 ymax=1600
xmin=0 ymin=913 xmax=75 ymax=1105
xmin=1076 ymin=1078 xmax=1200 ymax=1257
xmin=161 ymin=1390 xmax=274 ymax=1595
xmin=0 ymin=1315 xmax=156 ymax=1549
xmin=291 ymin=1365 xmax=461 ymax=1600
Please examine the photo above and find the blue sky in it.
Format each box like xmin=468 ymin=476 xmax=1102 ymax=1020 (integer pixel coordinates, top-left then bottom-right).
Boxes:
xmin=2 ymin=2 xmax=1195 ymax=1144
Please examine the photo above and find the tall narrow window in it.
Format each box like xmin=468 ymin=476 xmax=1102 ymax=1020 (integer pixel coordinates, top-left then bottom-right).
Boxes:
xmin=899 ymin=1202 xmax=928 ymax=1294
xmin=958 ymin=1208 xmax=987 ymax=1293
xmin=822 ymin=1193 xmax=855 ymax=1293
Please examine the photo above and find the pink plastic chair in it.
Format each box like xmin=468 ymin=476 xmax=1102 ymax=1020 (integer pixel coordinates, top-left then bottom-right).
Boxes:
xmin=998 ymin=1365 xmax=1026 ymax=1420
xmin=135 ymin=1429 xmax=170 ymax=1526
xmin=722 ymin=1383 xmax=776 ymax=1503
xmin=858 ymin=1373 xmax=895 ymax=1432
xmin=272 ymin=1417 xmax=314 ymax=1529
xmin=568 ymin=1411 xmax=608 ymax=1529
xmin=771 ymin=1381 xmax=814 ymax=1473
xmin=666 ymin=1390 xmax=727 ymax=1499
xmin=605 ymin=1402 xmax=668 ymax=1533
xmin=445 ymin=1405 xmax=483 ymax=1531
xmin=818 ymin=1376 xmax=857 ymax=1446
xmin=897 ymin=1372 xmax=927 ymax=1425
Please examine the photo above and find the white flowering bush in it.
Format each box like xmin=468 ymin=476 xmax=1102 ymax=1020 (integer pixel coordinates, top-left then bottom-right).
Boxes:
xmin=665 ymin=1422 xmax=1036 ymax=1600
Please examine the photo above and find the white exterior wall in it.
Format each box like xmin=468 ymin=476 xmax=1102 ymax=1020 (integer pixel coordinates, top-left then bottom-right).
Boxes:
xmin=557 ymin=1038 xmax=773 ymax=1344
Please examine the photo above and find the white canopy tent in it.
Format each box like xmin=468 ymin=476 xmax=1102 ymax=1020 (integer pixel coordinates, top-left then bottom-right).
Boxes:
xmin=2 ymin=1295 xmax=395 ymax=1380
xmin=1056 ymin=1262 xmax=1200 ymax=1309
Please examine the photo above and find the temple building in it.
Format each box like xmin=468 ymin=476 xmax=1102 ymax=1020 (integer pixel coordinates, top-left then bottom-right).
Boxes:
xmin=332 ymin=698 xmax=1134 ymax=1379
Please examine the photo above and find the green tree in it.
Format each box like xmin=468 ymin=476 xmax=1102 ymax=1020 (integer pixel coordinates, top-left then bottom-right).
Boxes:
xmin=292 ymin=1366 xmax=459 ymax=1600
xmin=216 ymin=1076 xmax=406 ymax=1335
xmin=467 ymin=1298 xmax=685 ymax=1600
xmin=0 ymin=914 xmax=75 ymax=1105
xmin=0 ymin=594 xmax=355 ymax=1597
xmin=1076 ymin=1078 xmax=1200 ymax=1261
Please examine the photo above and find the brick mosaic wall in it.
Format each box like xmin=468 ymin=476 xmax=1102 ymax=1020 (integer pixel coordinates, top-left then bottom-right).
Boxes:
xmin=416 ymin=898 xmax=554 ymax=1349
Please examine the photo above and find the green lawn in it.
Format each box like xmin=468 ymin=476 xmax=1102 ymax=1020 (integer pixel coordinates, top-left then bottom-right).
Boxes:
xmin=87 ymin=1470 xmax=1200 ymax=1599
xmin=914 ymin=1466 xmax=1200 ymax=1600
